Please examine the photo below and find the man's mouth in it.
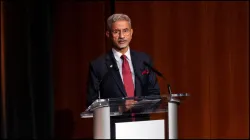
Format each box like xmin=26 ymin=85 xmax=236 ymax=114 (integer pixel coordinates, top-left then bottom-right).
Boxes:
xmin=118 ymin=40 xmax=126 ymax=44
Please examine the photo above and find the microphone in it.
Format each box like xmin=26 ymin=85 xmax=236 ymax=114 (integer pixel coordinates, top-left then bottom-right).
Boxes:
xmin=143 ymin=61 xmax=172 ymax=95
xmin=96 ymin=79 xmax=103 ymax=99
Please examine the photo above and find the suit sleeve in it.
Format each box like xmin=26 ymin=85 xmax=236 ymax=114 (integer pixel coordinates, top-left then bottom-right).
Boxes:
xmin=147 ymin=57 xmax=161 ymax=96
xmin=86 ymin=62 xmax=99 ymax=107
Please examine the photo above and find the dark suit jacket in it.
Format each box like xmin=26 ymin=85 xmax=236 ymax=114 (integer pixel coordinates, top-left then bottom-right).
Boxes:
xmin=86 ymin=49 xmax=160 ymax=107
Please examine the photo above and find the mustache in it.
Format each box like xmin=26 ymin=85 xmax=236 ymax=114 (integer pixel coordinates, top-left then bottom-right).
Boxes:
xmin=118 ymin=39 xmax=126 ymax=41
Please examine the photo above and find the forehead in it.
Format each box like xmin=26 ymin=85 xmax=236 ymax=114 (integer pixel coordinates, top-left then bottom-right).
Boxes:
xmin=111 ymin=20 xmax=131 ymax=30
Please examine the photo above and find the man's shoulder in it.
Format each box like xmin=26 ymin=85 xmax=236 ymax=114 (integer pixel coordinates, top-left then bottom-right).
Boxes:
xmin=90 ymin=53 xmax=107 ymax=65
xmin=131 ymin=49 xmax=151 ymax=60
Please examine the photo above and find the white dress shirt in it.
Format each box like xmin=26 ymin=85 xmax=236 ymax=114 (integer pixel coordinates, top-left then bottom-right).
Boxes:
xmin=112 ymin=47 xmax=135 ymax=87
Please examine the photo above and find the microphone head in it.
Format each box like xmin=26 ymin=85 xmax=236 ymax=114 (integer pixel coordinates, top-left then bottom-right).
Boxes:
xmin=143 ymin=61 xmax=164 ymax=78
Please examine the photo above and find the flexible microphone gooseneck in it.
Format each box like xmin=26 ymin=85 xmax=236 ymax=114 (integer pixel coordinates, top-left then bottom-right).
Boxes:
xmin=143 ymin=61 xmax=172 ymax=95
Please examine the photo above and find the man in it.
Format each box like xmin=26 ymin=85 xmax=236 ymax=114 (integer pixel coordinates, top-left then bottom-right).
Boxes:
xmin=87 ymin=13 xmax=160 ymax=106
xmin=86 ymin=13 xmax=161 ymax=139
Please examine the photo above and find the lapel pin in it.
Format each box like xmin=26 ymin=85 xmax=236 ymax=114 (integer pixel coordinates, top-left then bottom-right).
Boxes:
xmin=110 ymin=65 xmax=113 ymax=68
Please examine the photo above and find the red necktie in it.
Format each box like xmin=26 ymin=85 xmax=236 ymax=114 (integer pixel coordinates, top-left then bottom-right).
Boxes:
xmin=121 ymin=55 xmax=134 ymax=97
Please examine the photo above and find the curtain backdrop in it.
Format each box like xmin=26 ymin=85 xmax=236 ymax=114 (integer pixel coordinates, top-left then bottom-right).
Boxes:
xmin=1 ymin=0 xmax=54 ymax=138
xmin=52 ymin=1 xmax=249 ymax=138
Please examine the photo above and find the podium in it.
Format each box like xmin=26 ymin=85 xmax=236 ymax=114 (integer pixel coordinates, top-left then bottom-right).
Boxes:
xmin=81 ymin=93 xmax=189 ymax=139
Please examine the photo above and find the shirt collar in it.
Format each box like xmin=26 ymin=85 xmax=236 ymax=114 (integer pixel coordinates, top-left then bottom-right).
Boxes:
xmin=112 ymin=47 xmax=131 ymax=61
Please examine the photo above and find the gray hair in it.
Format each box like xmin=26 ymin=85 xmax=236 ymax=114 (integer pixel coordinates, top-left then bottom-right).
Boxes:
xmin=107 ymin=13 xmax=132 ymax=30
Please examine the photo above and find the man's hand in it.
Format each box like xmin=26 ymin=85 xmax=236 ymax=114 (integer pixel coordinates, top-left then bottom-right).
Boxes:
xmin=118 ymin=100 xmax=138 ymax=112
xmin=124 ymin=100 xmax=137 ymax=112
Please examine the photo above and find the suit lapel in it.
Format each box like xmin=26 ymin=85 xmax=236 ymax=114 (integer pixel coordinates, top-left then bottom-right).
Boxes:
xmin=105 ymin=51 xmax=127 ymax=97
xmin=130 ymin=50 xmax=144 ymax=97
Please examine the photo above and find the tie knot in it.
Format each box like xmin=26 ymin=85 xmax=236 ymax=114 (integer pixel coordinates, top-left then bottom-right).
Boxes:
xmin=121 ymin=55 xmax=127 ymax=60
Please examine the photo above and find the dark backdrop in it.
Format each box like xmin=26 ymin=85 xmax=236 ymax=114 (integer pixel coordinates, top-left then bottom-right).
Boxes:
xmin=1 ymin=0 xmax=54 ymax=138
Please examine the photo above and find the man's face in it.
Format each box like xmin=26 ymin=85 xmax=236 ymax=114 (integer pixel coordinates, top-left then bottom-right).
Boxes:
xmin=106 ymin=20 xmax=133 ymax=49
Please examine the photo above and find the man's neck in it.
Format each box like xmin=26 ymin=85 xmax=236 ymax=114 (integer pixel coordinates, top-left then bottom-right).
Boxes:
xmin=113 ymin=46 xmax=129 ymax=55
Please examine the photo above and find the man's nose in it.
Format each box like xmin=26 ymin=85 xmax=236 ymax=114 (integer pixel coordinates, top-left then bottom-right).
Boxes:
xmin=119 ymin=32 xmax=125 ymax=38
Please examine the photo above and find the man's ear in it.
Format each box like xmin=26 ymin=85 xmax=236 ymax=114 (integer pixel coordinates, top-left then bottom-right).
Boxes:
xmin=106 ymin=31 xmax=110 ymax=38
